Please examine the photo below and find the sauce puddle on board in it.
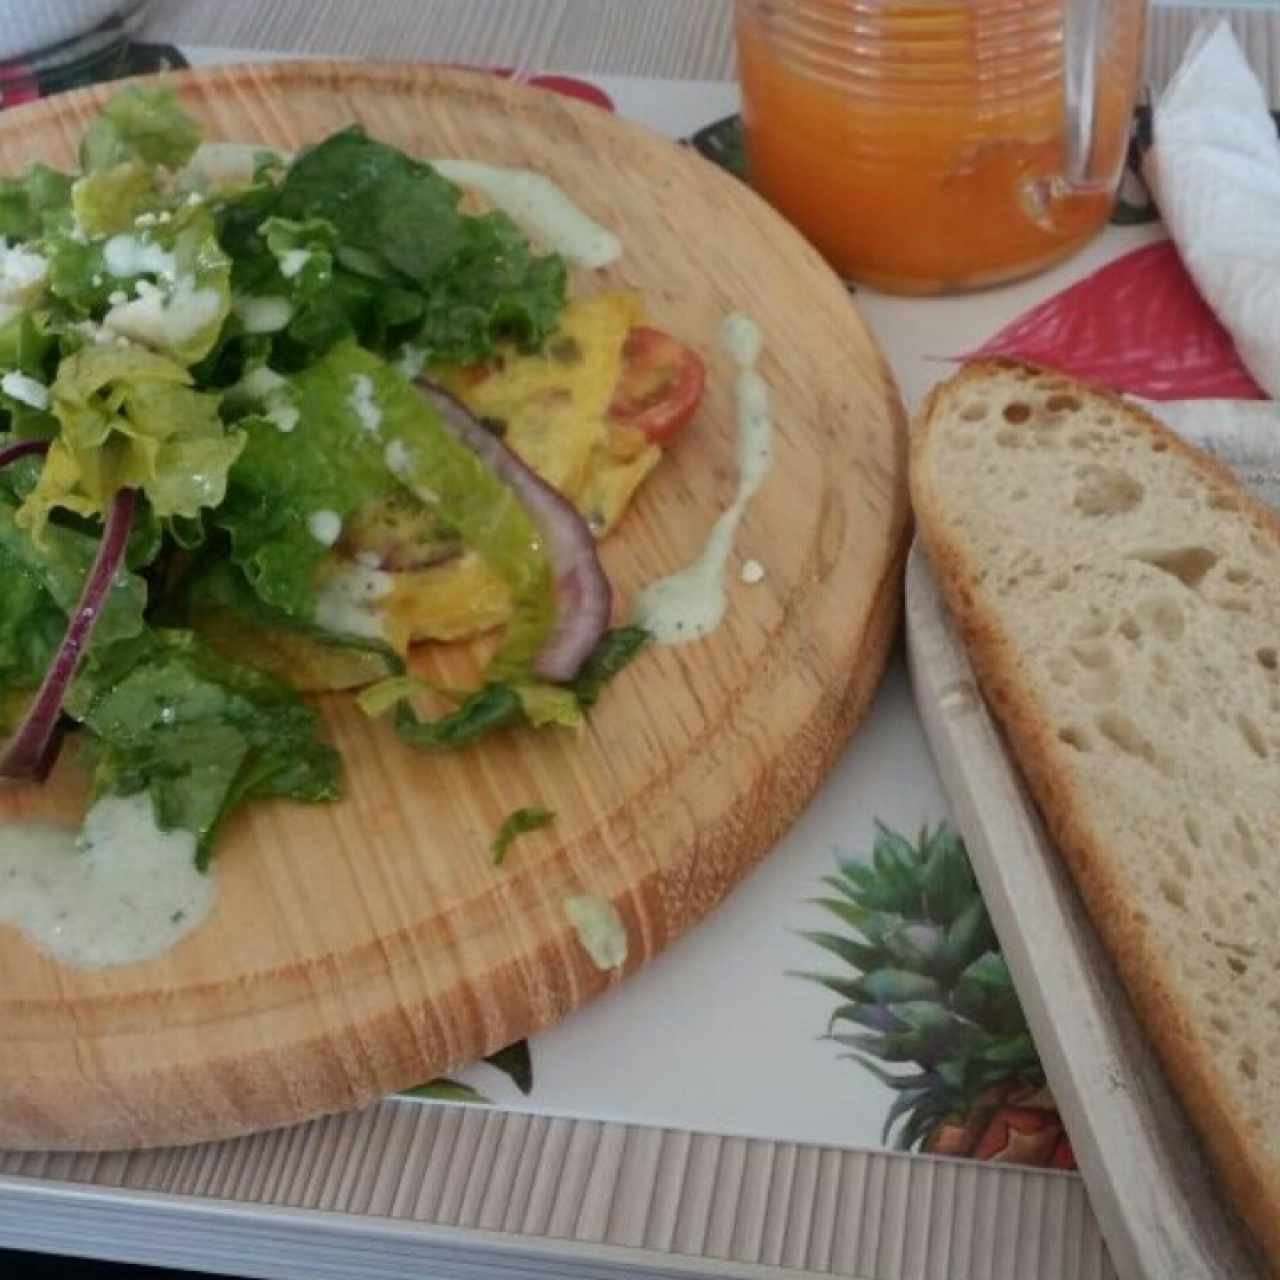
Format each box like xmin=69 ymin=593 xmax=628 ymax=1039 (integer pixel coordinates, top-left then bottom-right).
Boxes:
xmin=631 ymin=312 xmax=773 ymax=643
xmin=2 ymin=792 xmax=216 ymax=969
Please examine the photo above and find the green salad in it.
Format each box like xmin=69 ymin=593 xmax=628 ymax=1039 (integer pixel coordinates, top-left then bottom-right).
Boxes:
xmin=0 ymin=87 xmax=645 ymax=867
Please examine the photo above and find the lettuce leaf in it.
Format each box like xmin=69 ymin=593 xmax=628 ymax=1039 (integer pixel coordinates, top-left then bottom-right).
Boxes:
xmin=491 ymin=806 xmax=554 ymax=865
xmin=65 ymin=628 xmax=340 ymax=869
xmin=411 ymin=210 xmax=566 ymax=367
xmin=47 ymin=198 xmax=232 ymax=367
xmin=17 ymin=345 xmax=244 ymax=540
xmin=274 ymin=127 xmax=566 ymax=364
xmin=79 ymin=86 xmax=202 ymax=175
xmin=262 ymin=215 xmax=338 ymax=288
xmin=0 ymin=311 xmax=57 ymax=438
xmin=0 ymin=163 xmax=72 ymax=241
xmin=0 ymin=482 xmax=147 ymax=692
xmin=71 ymin=162 xmax=157 ymax=238
xmin=180 ymin=557 xmax=404 ymax=691
xmin=215 ymin=354 xmax=396 ymax=620
xmin=277 ymin=127 xmax=466 ymax=284
xmin=218 ymin=341 xmax=553 ymax=675
xmin=392 ymin=628 xmax=649 ymax=752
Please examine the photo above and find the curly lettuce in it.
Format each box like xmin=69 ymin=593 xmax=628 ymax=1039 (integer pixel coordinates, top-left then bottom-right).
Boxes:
xmin=17 ymin=345 xmax=244 ymax=540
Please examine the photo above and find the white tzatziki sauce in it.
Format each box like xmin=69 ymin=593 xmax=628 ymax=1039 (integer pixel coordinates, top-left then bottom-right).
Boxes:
xmin=631 ymin=312 xmax=773 ymax=643
xmin=429 ymin=159 xmax=621 ymax=269
xmin=1 ymin=792 xmax=215 ymax=969
xmin=313 ymin=562 xmax=394 ymax=641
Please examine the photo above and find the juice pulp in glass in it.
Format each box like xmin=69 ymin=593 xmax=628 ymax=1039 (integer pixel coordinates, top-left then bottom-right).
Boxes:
xmin=736 ymin=0 xmax=1141 ymax=294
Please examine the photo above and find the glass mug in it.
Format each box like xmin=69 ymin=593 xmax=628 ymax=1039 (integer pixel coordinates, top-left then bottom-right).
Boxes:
xmin=735 ymin=0 xmax=1148 ymax=294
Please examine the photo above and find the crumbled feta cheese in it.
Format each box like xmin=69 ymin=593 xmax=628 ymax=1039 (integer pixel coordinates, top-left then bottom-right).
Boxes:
xmin=233 ymin=295 xmax=293 ymax=334
xmin=739 ymin=558 xmax=766 ymax=585
xmin=0 ymin=370 xmax=48 ymax=410
xmin=72 ymin=319 xmax=118 ymax=346
xmin=92 ymin=273 xmax=104 ymax=287
xmin=348 ymin=374 xmax=382 ymax=436
xmin=103 ymin=275 xmax=222 ymax=350
xmin=265 ymin=401 xmax=300 ymax=433
xmin=107 ymin=289 xmax=129 ymax=307
xmin=384 ymin=439 xmax=411 ymax=476
xmin=134 ymin=212 xmax=160 ymax=228
xmin=307 ymin=510 xmax=342 ymax=547
xmin=186 ymin=191 xmax=205 ymax=206
xmin=355 ymin=550 xmax=382 ymax=570
xmin=103 ymin=234 xmax=176 ymax=281
xmin=233 ymin=363 xmax=297 ymax=432
xmin=394 ymin=344 xmax=426 ymax=379
xmin=239 ymin=365 xmax=287 ymax=399
xmin=0 ymin=239 xmax=48 ymax=306
xmin=314 ymin=564 xmax=393 ymax=640
xmin=179 ymin=141 xmax=282 ymax=193
xmin=278 ymin=248 xmax=309 ymax=279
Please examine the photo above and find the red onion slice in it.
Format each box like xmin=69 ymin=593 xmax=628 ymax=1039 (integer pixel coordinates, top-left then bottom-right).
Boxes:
xmin=0 ymin=438 xmax=50 ymax=469
xmin=416 ymin=381 xmax=611 ymax=683
xmin=0 ymin=487 xmax=137 ymax=782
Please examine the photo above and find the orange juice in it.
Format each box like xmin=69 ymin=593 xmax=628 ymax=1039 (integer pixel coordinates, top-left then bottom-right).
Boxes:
xmin=736 ymin=0 xmax=1145 ymax=294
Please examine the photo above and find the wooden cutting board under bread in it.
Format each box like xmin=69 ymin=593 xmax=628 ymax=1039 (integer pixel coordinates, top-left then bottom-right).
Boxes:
xmin=0 ymin=63 xmax=910 ymax=1150
xmin=911 ymin=359 xmax=1280 ymax=1275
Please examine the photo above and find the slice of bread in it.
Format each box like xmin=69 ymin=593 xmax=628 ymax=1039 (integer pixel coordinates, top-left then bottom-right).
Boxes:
xmin=911 ymin=358 xmax=1280 ymax=1268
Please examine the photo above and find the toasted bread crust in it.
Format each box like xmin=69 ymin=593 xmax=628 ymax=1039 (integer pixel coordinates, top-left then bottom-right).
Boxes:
xmin=911 ymin=358 xmax=1280 ymax=1271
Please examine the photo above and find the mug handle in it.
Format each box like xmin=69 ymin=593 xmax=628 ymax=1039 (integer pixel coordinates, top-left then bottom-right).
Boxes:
xmin=1062 ymin=0 xmax=1146 ymax=191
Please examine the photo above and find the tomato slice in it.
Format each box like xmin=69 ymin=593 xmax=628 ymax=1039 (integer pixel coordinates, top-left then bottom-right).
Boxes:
xmin=607 ymin=327 xmax=705 ymax=445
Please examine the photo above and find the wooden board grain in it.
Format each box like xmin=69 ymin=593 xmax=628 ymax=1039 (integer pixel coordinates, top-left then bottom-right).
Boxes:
xmin=905 ymin=546 xmax=1266 ymax=1280
xmin=0 ymin=62 xmax=909 ymax=1150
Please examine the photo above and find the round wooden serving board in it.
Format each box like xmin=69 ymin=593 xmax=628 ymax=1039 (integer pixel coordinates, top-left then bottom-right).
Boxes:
xmin=0 ymin=62 xmax=909 ymax=1150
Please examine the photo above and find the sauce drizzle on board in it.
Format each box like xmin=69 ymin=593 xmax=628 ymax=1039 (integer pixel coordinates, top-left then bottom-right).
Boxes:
xmin=632 ymin=312 xmax=774 ymax=643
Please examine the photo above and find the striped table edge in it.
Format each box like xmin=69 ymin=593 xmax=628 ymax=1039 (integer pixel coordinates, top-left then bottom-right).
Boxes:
xmin=1 ymin=1102 xmax=1115 ymax=1280
xmin=142 ymin=1 xmax=1280 ymax=105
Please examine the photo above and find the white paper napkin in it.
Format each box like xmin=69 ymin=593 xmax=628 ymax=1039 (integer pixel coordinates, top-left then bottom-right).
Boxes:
xmin=1143 ymin=21 xmax=1280 ymax=398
